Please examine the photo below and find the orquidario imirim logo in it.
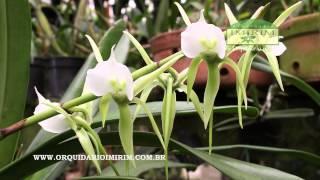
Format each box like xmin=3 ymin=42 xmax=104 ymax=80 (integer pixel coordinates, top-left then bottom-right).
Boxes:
xmin=226 ymin=19 xmax=279 ymax=45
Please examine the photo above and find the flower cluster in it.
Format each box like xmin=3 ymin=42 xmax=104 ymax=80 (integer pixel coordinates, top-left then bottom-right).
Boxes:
xmin=32 ymin=1 xmax=303 ymax=177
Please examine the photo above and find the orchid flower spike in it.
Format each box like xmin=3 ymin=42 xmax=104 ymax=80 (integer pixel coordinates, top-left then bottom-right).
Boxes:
xmin=85 ymin=35 xmax=134 ymax=101
xmin=34 ymin=87 xmax=69 ymax=133
xmin=181 ymin=10 xmax=226 ymax=59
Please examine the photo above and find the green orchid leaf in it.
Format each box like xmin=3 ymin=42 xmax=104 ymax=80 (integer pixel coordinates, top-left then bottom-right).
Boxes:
xmin=123 ymin=31 xmax=153 ymax=65
xmin=0 ymin=103 xmax=258 ymax=179
xmin=187 ymin=57 xmax=202 ymax=101
xmin=102 ymin=160 xmax=195 ymax=177
xmin=252 ymin=58 xmax=320 ymax=106
xmin=224 ymin=3 xmax=238 ymax=25
xmin=80 ymin=176 xmax=143 ymax=180
xmin=75 ymin=128 xmax=101 ymax=174
xmin=198 ymin=144 xmax=320 ymax=167
xmin=0 ymin=132 xmax=303 ymax=179
xmin=263 ymin=50 xmax=284 ymax=91
xmin=178 ymin=85 xmax=204 ymax=121
xmin=273 ymin=1 xmax=303 ymax=27
xmin=99 ymin=94 xmax=112 ymax=127
xmin=203 ymin=62 xmax=220 ymax=128
xmin=174 ymin=2 xmax=191 ymax=25
xmin=155 ymin=0 xmax=169 ymax=33
xmin=114 ymin=34 xmax=130 ymax=64
xmin=0 ymin=0 xmax=31 ymax=168
xmin=117 ymin=103 xmax=135 ymax=166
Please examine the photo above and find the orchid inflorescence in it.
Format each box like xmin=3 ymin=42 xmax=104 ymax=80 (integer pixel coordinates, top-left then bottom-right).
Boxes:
xmin=23 ymin=1 xmax=303 ymax=178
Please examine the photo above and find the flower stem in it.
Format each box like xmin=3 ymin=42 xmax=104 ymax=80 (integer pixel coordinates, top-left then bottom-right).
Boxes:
xmin=0 ymin=53 xmax=183 ymax=141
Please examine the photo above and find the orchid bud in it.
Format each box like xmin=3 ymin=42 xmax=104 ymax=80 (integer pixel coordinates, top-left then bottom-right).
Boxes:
xmin=34 ymin=88 xmax=69 ymax=133
xmin=85 ymin=35 xmax=134 ymax=101
xmin=181 ymin=11 xmax=226 ymax=59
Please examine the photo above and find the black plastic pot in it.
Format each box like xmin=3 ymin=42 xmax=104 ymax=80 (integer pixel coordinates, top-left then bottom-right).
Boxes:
xmin=26 ymin=57 xmax=84 ymax=115
xmin=41 ymin=57 xmax=84 ymax=100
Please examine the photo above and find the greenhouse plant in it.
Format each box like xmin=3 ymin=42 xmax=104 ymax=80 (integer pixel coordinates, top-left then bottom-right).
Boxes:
xmin=0 ymin=0 xmax=320 ymax=179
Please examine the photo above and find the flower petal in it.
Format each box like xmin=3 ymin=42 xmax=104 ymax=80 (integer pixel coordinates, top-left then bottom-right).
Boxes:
xmin=34 ymin=87 xmax=46 ymax=103
xmin=85 ymin=48 xmax=134 ymax=100
xmin=181 ymin=21 xmax=226 ymax=59
xmin=34 ymin=89 xmax=69 ymax=133
xmin=268 ymin=42 xmax=287 ymax=56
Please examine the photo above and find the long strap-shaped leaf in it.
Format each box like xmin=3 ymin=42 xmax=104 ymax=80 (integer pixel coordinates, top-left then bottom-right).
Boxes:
xmin=252 ymin=59 xmax=320 ymax=106
xmin=198 ymin=144 xmax=320 ymax=167
xmin=0 ymin=0 xmax=31 ymax=168
xmin=0 ymin=132 xmax=304 ymax=180
xmin=4 ymin=102 xmax=258 ymax=179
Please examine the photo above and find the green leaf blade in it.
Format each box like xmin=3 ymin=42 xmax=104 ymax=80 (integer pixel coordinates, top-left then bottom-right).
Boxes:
xmin=0 ymin=0 xmax=31 ymax=168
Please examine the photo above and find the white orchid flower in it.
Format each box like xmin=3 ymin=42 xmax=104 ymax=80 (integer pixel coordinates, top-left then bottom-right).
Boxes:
xmin=85 ymin=35 xmax=134 ymax=100
xmin=34 ymin=88 xmax=69 ymax=133
xmin=181 ymin=10 xmax=226 ymax=59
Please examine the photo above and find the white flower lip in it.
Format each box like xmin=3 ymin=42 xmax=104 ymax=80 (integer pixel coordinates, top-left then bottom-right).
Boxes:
xmin=181 ymin=11 xmax=226 ymax=59
xmin=85 ymin=43 xmax=134 ymax=100
xmin=34 ymin=88 xmax=69 ymax=134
